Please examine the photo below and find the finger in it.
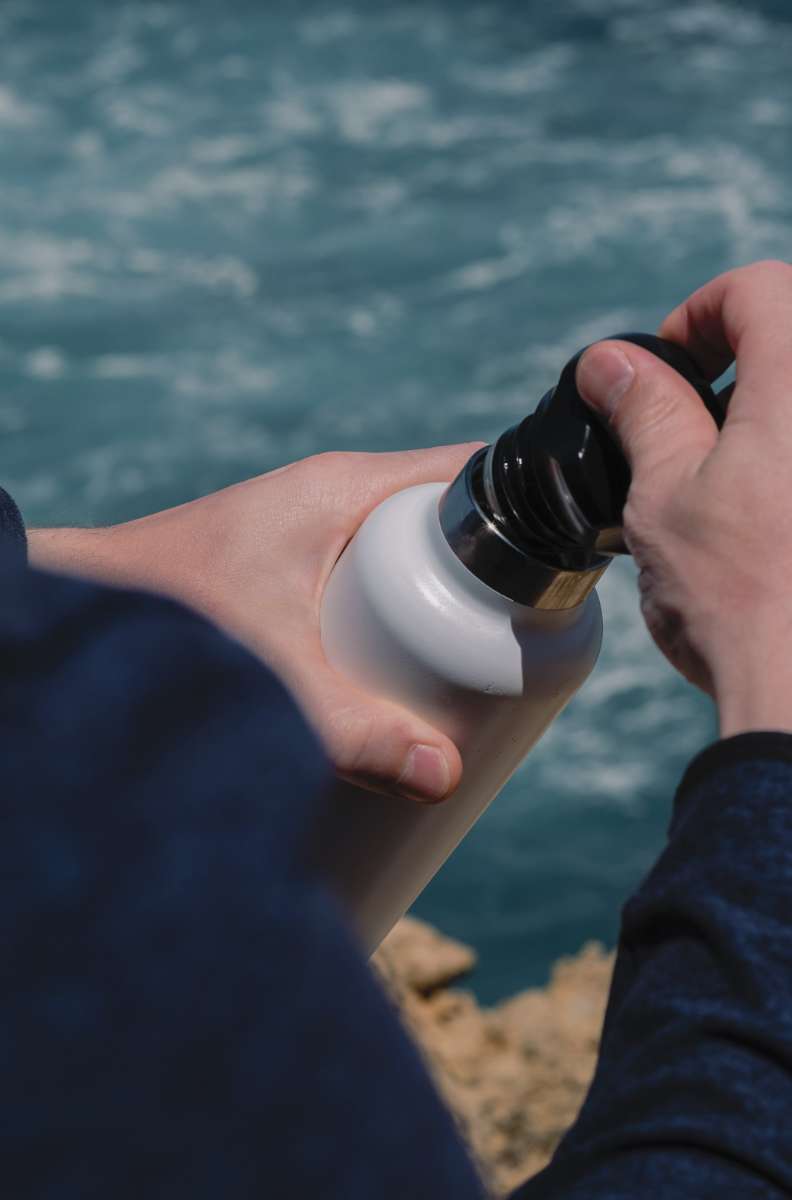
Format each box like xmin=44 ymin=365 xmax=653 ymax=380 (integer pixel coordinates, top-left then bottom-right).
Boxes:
xmin=659 ymin=260 xmax=792 ymax=427
xmin=576 ymin=340 xmax=718 ymax=484
xmin=282 ymin=649 xmax=463 ymax=805
xmin=658 ymin=269 xmax=740 ymax=380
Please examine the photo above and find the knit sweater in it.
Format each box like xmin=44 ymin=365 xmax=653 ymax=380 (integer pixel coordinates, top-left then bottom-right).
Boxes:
xmin=2 ymin=489 xmax=789 ymax=1199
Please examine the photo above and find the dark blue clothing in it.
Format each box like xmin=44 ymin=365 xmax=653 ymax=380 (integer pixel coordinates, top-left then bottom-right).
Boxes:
xmin=518 ymin=736 xmax=792 ymax=1199
xmin=0 ymin=486 xmax=27 ymax=565
xmin=2 ymin=491 xmax=792 ymax=1199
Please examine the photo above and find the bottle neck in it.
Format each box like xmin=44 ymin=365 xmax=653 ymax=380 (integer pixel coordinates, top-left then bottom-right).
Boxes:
xmin=438 ymin=446 xmax=609 ymax=611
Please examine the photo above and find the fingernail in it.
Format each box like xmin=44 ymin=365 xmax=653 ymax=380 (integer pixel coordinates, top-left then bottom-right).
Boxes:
xmin=398 ymin=744 xmax=451 ymax=802
xmin=577 ymin=346 xmax=634 ymax=418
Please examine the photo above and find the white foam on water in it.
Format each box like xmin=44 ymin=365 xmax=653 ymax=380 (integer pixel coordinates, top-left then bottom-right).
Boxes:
xmin=326 ymin=80 xmax=432 ymax=145
xmin=92 ymin=355 xmax=162 ymax=380
xmin=0 ymin=233 xmax=120 ymax=305
xmin=0 ymin=84 xmax=42 ymax=128
xmin=24 ymin=348 xmax=67 ymax=381
xmin=140 ymin=163 xmax=317 ymax=214
xmin=458 ymin=44 xmax=578 ymax=97
xmin=261 ymin=94 xmax=324 ymax=139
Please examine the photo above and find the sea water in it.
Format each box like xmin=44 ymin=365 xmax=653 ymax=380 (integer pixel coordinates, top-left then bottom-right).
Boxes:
xmin=2 ymin=0 xmax=790 ymax=1001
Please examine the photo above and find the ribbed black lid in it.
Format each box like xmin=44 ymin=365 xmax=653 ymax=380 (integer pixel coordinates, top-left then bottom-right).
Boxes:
xmin=485 ymin=333 xmax=726 ymax=571
xmin=440 ymin=332 xmax=730 ymax=609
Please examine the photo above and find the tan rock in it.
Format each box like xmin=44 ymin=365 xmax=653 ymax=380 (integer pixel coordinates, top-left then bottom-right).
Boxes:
xmin=372 ymin=917 xmax=614 ymax=1197
xmin=375 ymin=914 xmax=478 ymax=993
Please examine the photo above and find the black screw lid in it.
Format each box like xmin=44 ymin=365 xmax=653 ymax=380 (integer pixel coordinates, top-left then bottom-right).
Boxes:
xmin=485 ymin=333 xmax=725 ymax=570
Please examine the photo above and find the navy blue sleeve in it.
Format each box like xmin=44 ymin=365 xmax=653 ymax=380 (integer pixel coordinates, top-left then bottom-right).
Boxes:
xmin=0 ymin=556 xmax=486 ymax=1200
xmin=0 ymin=485 xmax=27 ymax=565
xmin=516 ymin=734 xmax=792 ymax=1199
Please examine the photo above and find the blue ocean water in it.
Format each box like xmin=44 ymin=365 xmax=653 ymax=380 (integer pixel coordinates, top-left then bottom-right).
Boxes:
xmin=2 ymin=0 xmax=790 ymax=1001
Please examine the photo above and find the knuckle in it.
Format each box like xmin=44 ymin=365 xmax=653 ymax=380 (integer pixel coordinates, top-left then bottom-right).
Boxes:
xmin=324 ymin=703 xmax=374 ymax=774
xmin=624 ymin=483 xmax=685 ymax=552
xmin=309 ymin=450 xmax=366 ymax=475
xmin=618 ymin=391 xmax=678 ymax=451
xmin=753 ymin=257 xmax=792 ymax=277
xmin=740 ymin=258 xmax=792 ymax=288
xmin=327 ymin=703 xmax=411 ymax=781
xmin=622 ymin=493 xmax=657 ymax=550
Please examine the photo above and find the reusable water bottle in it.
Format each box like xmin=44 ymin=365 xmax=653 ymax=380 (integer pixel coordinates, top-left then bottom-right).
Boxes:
xmin=318 ymin=334 xmax=724 ymax=953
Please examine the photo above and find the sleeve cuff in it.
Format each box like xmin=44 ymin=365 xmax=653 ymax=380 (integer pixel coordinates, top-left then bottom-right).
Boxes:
xmin=678 ymin=731 xmax=792 ymax=800
xmin=0 ymin=486 xmax=27 ymax=565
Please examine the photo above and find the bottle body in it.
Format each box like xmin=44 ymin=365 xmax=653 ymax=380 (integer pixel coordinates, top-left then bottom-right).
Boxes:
xmin=318 ymin=481 xmax=603 ymax=953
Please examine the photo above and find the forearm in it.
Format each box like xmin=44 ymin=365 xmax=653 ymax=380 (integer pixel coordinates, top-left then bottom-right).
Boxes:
xmin=26 ymin=519 xmax=257 ymax=655
xmin=28 ymin=519 xmax=215 ymax=610
xmin=515 ymin=735 xmax=792 ymax=1198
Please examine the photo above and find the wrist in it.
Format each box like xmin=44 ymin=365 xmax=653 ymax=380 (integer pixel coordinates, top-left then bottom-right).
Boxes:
xmin=28 ymin=521 xmax=220 ymax=629
xmin=713 ymin=644 xmax=792 ymax=738
xmin=28 ymin=525 xmax=127 ymax=584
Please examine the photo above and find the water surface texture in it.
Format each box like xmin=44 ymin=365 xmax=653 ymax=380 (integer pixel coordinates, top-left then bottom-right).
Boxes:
xmin=2 ymin=0 xmax=790 ymax=1000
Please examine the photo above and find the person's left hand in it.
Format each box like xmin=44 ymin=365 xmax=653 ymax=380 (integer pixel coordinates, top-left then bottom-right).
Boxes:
xmin=29 ymin=445 xmax=481 ymax=803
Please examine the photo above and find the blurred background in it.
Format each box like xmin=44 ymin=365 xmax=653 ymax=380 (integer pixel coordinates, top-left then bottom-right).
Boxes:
xmin=2 ymin=0 xmax=790 ymax=1001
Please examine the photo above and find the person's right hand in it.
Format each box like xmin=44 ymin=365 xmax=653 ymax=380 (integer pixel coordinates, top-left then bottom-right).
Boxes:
xmin=575 ymin=259 xmax=792 ymax=738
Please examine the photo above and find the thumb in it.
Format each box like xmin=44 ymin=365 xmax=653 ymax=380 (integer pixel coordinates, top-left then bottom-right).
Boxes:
xmin=575 ymin=340 xmax=718 ymax=483
xmin=284 ymin=652 xmax=463 ymax=805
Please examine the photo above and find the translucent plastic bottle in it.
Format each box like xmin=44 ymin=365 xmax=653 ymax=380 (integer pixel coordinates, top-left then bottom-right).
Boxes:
xmin=318 ymin=334 xmax=723 ymax=953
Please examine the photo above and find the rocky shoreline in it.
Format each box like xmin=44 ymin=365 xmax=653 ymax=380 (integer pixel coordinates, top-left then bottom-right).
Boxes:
xmin=373 ymin=917 xmax=614 ymax=1196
